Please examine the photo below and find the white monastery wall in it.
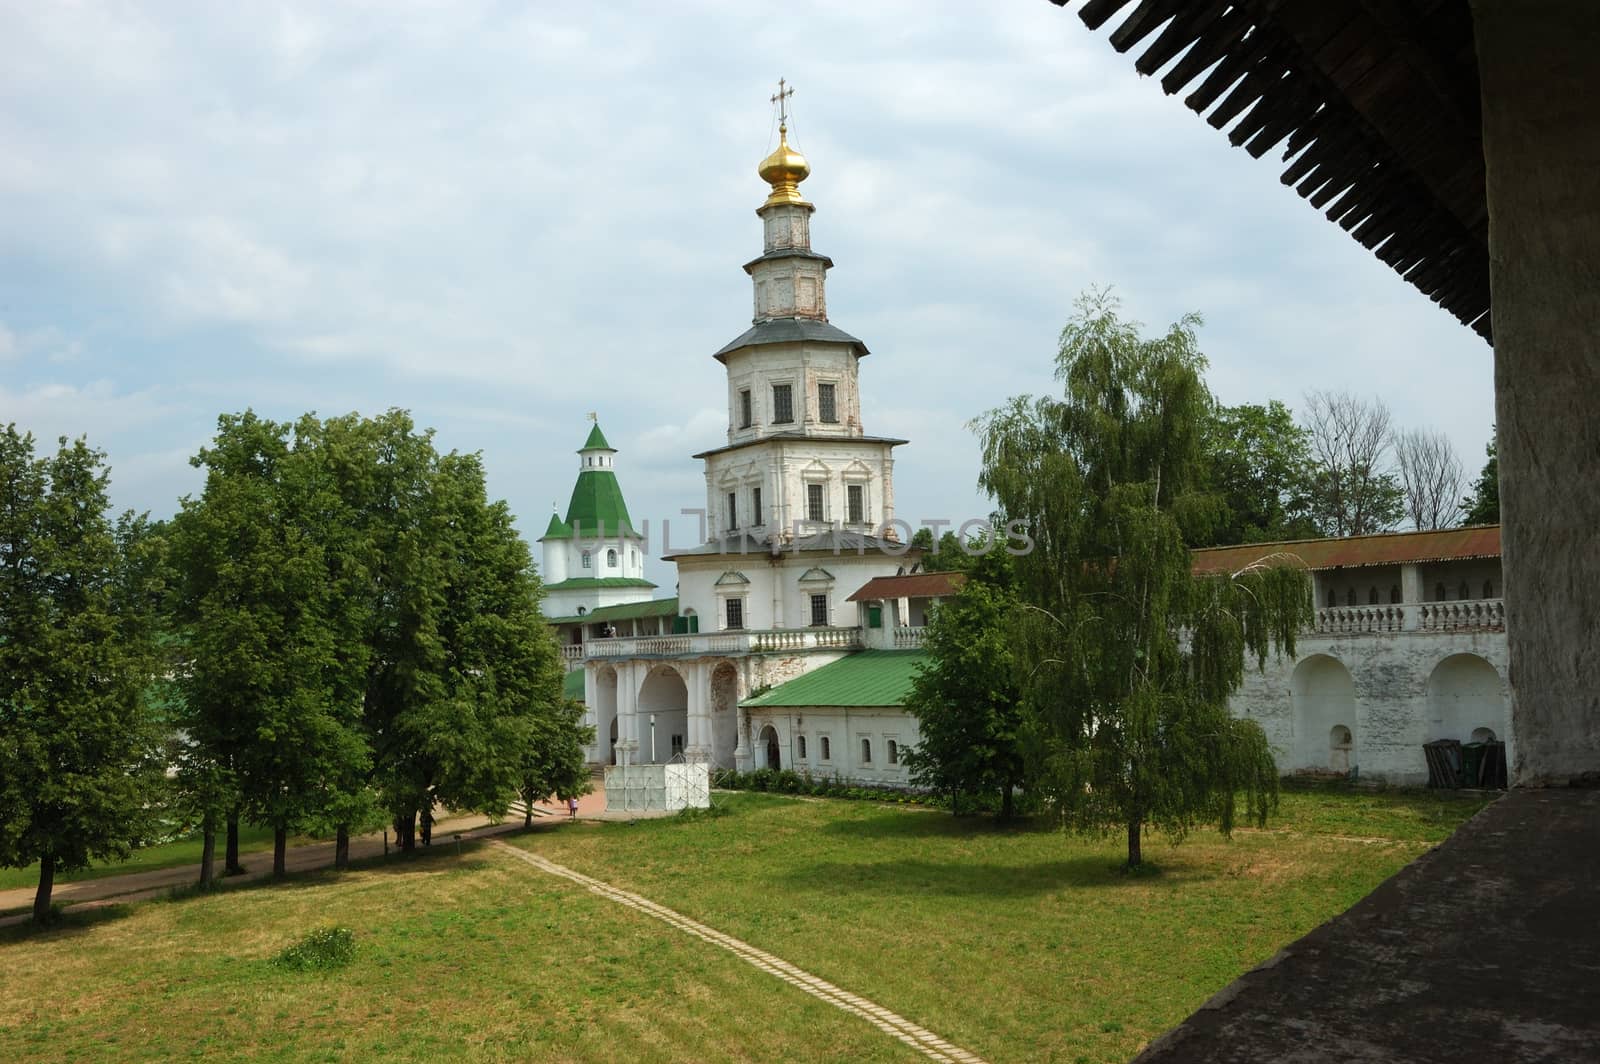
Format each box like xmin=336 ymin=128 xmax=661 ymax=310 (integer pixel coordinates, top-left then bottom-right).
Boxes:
xmin=745 ymin=705 xmax=921 ymax=786
xmin=1230 ymin=629 xmax=1512 ymax=787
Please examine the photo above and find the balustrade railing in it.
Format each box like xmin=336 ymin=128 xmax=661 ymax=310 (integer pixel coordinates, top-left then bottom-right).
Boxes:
xmin=585 ymin=626 xmax=862 ymax=659
xmin=1311 ymin=599 xmax=1505 ymax=636
xmin=893 ymin=626 xmax=926 ymax=649
xmin=1417 ymin=598 xmax=1505 ymax=632
xmin=1314 ymin=605 xmax=1408 ymax=634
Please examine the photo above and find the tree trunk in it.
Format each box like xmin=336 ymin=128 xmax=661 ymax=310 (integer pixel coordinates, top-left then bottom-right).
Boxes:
xmin=1126 ymin=816 xmax=1143 ymax=869
xmin=523 ymin=804 xmax=532 ymax=829
xmin=334 ymin=824 xmax=349 ymax=870
xmin=225 ymin=810 xmax=245 ymax=875
xmin=33 ymin=854 xmax=56 ymax=926
xmin=397 ymin=810 xmax=416 ymax=852
xmin=1001 ymin=779 xmax=1015 ymax=822
xmin=273 ymin=825 xmax=287 ymax=879
xmin=199 ymin=814 xmax=216 ymax=888
xmin=420 ymin=805 xmax=433 ymax=846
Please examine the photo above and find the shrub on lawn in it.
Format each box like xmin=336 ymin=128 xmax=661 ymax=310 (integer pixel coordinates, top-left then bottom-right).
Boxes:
xmin=272 ymin=926 xmax=356 ymax=972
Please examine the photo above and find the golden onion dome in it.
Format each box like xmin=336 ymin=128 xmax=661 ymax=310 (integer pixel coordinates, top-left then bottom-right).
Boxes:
xmin=758 ymin=124 xmax=811 ymax=207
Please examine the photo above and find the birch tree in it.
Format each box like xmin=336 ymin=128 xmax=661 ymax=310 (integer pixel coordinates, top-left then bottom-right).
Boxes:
xmin=974 ymin=290 xmax=1309 ymax=869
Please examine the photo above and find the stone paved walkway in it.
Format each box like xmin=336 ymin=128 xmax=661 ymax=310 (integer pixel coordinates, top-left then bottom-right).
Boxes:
xmin=492 ymin=839 xmax=988 ymax=1064
xmin=1134 ymin=789 xmax=1600 ymax=1062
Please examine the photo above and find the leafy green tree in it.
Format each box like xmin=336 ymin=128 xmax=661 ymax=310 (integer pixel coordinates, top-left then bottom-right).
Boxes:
xmin=517 ymin=697 xmax=595 ymax=827
xmin=171 ymin=412 xmax=371 ymax=879
xmin=0 ymin=426 xmax=165 ymax=924
xmin=1200 ymin=401 xmax=1318 ymax=545
xmin=974 ymin=290 xmax=1310 ymax=869
xmin=350 ymin=415 xmax=568 ymax=850
xmin=1461 ymin=431 xmax=1500 ymax=525
xmin=903 ymin=554 xmax=1027 ymax=818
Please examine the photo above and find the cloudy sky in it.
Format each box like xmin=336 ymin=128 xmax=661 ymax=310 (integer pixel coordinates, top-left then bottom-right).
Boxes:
xmin=1 ymin=1 xmax=1494 ymax=591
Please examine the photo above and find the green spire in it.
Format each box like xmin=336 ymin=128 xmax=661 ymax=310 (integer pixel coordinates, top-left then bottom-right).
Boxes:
xmin=580 ymin=423 xmax=613 ymax=451
xmin=563 ymin=468 xmax=635 ymax=537
xmin=539 ymin=512 xmax=573 ymax=542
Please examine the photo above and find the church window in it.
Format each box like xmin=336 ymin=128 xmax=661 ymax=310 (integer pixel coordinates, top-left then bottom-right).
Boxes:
xmin=887 ymin=740 xmax=898 ymax=765
xmin=727 ymin=491 xmax=738 ymax=531
xmin=1391 ymin=585 xmax=1402 ymax=603
xmin=752 ymin=487 xmax=763 ymax=526
xmin=807 ymin=482 xmax=825 ymax=522
xmin=582 ymin=550 xmax=592 ymax=569
xmin=1436 ymin=582 xmax=1447 ymax=601
xmin=773 ymin=383 xmax=794 ymax=423
xmin=820 ymin=737 xmax=831 ymax=761
xmin=847 ymin=484 xmax=865 ymax=524
xmin=860 ymin=738 xmax=872 ymax=764
xmin=725 ymin=597 xmax=744 ymax=630
xmin=797 ymin=735 xmax=807 ymax=759
xmin=739 ymin=389 xmax=752 ymax=429
xmin=1345 ymin=588 xmax=1355 ymax=606
xmin=810 ymin=593 xmax=828 ymax=627
xmin=818 ymin=382 xmax=838 ymax=423
xmin=607 ymin=548 xmax=617 ymax=568
xmin=1484 ymin=580 xmax=1494 ymax=598
xmin=1369 ymin=587 xmax=1379 ymax=605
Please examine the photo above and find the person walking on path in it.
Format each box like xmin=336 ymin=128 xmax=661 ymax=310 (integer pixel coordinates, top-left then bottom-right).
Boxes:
xmin=566 ymin=795 xmax=579 ymax=819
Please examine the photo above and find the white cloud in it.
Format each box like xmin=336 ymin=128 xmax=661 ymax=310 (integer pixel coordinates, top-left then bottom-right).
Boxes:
xmin=0 ymin=1 xmax=1497 ymax=561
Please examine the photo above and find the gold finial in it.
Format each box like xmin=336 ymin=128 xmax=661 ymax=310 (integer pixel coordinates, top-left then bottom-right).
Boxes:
xmin=759 ymin=78 xmax=810 ymax=208
xmin=586 ymin=411 xmax=597 ymax=422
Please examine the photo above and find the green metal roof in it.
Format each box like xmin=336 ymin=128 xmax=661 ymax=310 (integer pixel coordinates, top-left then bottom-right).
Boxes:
xmin=580 ymin=423 xmax=614 ymax=451
xmin=547 ymin=597 xmax=679 ymax=625
xmin=540 ymin=512 xmax=574 ymax=541
xmin=563 ymin=668 xmax=587 ymax=701
xmin=563 ymin=467 xmax=636 ymax=537
xmin=543 ymin=576 xmax=657 ymax=592
xmin=742 ymin=650 xmax=927 ymax=709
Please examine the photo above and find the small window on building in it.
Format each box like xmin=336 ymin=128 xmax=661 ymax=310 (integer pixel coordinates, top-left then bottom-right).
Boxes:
xmin=887 ymin=740 xmax=899 ymax=765
xmin=1459 ymin=581 xmax=1470 ymax=600
xmin=773 ymin=383 xmax=794 ymax=423
xmin=860 ymin=738 xmax=872 ymax=764
xmin=847 ymin=483 xmax=864 ymax=524
xmin=810 ymin=593 xmax=828 ymax=627
xmin=607 ymin=548 xmax=617 ymax=568
xmin=797 ymin=735 xmax=807 ymax=759
xmin=818 ymin=382 xmax=838 ymax=423
xmin=820 ymin=736 xmax=831 ymax=761
xmin=1391 ymin=585 xmax=1402 ymax=604
xmin=1484 ymin=580 xmax=1494 ymax=598
xmin=752 ymin=486 xmax=763 ymax=526
xmin=725 ymin=597 xmax=744 ymax=630
xmin=1346 ymin=588 xmax=1356 ymax=606
xmin=807 ymin=482 xmax=825 ymax=522
xmin=1437 ymin=582 xmax=1448 ymax=601
xmin=671 ymin=734 xmax=684 ymax=756
xmin=582 ymin=550 xmax=592 ymax=569
xmin=1369 ymin=587 xmax=1379 ymax=605
xmin=727 ymin=491 xmax=738 ymax=531
xmin=739 ymin=389 xmax=752 ymax=429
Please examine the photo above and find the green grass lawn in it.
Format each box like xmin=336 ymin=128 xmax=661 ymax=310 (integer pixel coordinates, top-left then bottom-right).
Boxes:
xmin=0 ymin=784 xmax=1490 ymax=1063
xmin=0 ymin=825 xmax=283 ymax=892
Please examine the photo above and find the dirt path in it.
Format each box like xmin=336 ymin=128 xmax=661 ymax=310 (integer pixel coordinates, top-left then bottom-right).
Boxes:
xmin=0 ymin=810 xmax=542 ymax=928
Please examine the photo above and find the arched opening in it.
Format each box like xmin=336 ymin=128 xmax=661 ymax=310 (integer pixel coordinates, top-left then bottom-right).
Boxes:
xmin=1329 ymin=724 xmax=1354 ymax=774
xmin=637 ymin=666 xmax=688 ymax=765
xmin=1390 ymin=585 xmax=1402 ymax=604
xmin=709 ymin=661 xmax=740 ymax=767
xmin=1471 ymin=727 xmax=1498 ymax=743
xmin=607 ymin=548 xmax=617 ymax=568
xmin=797 ymin=735 xmax=807 ymax=759
xmin=1426 ymin=654 xmax=1507 ymax=744
xmin=595 ymin=667 xmax=618 ymax=766
xmin=758 ymin=724 xmax=781 ymax=771
xmin=1369 ymin=587 xmax=1380 ymax=605
xmin=1290 ymin=655 xmax=1357 ymax=775
xmin=860 ymin=738 xmax=872 ymax=764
